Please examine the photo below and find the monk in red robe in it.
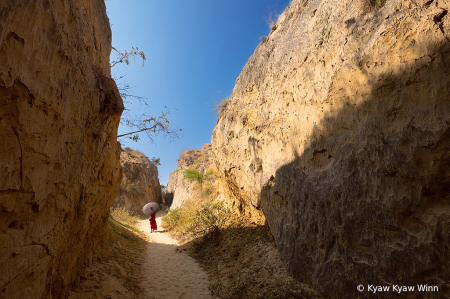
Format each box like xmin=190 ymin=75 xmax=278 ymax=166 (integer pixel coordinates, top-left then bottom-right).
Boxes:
xmin=149 ymin=214 xmax=157 ymax=233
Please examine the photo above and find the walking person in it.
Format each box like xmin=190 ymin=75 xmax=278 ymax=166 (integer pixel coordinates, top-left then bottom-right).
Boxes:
xmin=149 ymin=213 xmax=157 ymax=233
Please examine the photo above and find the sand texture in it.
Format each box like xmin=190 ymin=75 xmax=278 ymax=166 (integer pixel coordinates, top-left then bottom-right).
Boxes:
xmin=139 ymin=208 xmax=214 ymax=299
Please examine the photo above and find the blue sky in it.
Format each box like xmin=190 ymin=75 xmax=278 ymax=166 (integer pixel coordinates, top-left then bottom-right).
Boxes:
xmin=106 ymin=0 xmax=292 ymax=186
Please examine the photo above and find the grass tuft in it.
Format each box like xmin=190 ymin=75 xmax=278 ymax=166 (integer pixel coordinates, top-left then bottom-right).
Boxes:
xmin=162 ymin=189 xmax=240 ymax=242
xmin=110 ymin=207 xmax=144 ymax=235
xmin=213 ymin=97 xmax=231 ymax=116
xmin=69 ymin=209 xmax=147 ymax=297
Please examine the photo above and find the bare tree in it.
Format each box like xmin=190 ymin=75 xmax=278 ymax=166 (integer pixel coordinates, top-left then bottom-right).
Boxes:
xmin=111 ymin=47 xmax=181 ymax=142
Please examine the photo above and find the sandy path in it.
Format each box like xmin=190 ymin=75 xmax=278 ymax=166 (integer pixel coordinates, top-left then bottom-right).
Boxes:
xmin=139 ymin=206 xmax=213 ymax=299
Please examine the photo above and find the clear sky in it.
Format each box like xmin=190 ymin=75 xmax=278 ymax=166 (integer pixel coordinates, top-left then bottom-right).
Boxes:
xmin=106 ymin=0 xmax=292 ymax=186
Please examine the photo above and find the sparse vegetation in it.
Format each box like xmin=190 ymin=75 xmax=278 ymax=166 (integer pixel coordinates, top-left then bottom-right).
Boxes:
xmin=262 ymin=9 xmax=279 ymax=31
xmin=162 ymin=169 xmax=326 ymax=299
xmin=182 ymin=168 xmax=212 ymax=194
xmin=362 ymin=0 xmax=384 ymax=12
xmin=111 ymin=46 xmax=146 ymax=68
xmin=69 ymin=209 xmax=147 ymax=297
xmin=150 ymin=157 xmax=161 ymax=166
xmin=110 ymin=207 xmax=143 ymax=235
xmin=213 ymin=96 xmax=231 ymax=116
xmin=178 ymin=217 xmax=326 ymax=299
xmin=162 ymin=192 xmax=239 ymax=242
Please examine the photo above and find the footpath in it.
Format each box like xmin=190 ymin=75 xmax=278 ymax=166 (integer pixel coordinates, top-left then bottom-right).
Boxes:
xmin=139 ymin=205 xmax=214 ymax=299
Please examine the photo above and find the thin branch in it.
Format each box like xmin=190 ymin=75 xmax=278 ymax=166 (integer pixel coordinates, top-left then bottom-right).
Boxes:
xmin=117 ymin=125 xmax=158 ymax=138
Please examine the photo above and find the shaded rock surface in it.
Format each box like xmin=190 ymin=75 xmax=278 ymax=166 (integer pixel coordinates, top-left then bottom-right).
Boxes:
xmin=114 ymin=147 xmax=162 ymax=212
xmin=165 ymin=144 xmax=214 ymax=209
xmin=212 ymin=0 xmax=450 ymax=297
xmin=0 ymin=1 xmax=122 ymax=298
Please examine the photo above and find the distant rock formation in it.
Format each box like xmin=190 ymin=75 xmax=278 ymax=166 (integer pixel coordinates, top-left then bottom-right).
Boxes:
xmin=0 ymin=1 xmax=123 ymax=298
xmin=165 ymin=144 xmax=214 ymax=209
xmin=114 ymin=148 xmax=162 ymax=212
xmin=212 ymin=0 xmax=450 ymax=297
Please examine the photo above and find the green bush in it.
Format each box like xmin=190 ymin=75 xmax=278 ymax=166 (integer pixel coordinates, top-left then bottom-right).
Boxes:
xmin=183 ymin=168 xmax=212 ymax=194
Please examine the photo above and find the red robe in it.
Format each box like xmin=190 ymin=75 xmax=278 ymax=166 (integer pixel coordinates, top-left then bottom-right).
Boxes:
xmin=149 ymin=214 xmax=157 ymax=230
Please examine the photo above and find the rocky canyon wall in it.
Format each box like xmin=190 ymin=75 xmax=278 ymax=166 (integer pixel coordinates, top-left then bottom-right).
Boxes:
xmin=0 ymin=1 xmax=123 ymax=298
xmin=165 ymin=144 xmax=214 ymax=209
xmin=114 ymin=148 xmax=162 ymax=212
xmin=212 ymin=0 xmax=450 ymax=297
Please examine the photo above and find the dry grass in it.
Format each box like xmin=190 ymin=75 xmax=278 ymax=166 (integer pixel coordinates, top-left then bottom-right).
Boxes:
xmin=68 ymin=209 xmax=148 ymax=299
xmin=163 ymin=181 xmax=326 ymax=299
xmin=110 ymin=207 xmax=145 ymax=234
xmin=213 ymin=97 xmax=231 ymax=116
xmin=162 ymin=185 xmax=241 ymax=243
xmin=177 ymin=221 xmax=327 ymax=299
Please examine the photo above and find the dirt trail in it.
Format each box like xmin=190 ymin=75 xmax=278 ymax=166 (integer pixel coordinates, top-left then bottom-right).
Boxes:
xmin=139 ymin=206 xmax=213 ymax=299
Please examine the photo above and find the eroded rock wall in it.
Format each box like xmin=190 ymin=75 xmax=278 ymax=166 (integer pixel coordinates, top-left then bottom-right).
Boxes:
xmin=0 ymin=1 xmax=123 ymax=298
xmin=114 ymin=148 xmax=162 ymax=212
xmin=165 ymin=144 xmax=214 ymax=209
xmin=212 ymin=0 xmax=450 ymax=297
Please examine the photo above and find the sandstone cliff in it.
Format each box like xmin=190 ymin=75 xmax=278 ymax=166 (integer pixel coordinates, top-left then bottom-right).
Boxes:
xmin=165 ymin=144 xmax=214 ymax=209
xmin=114 ymin=147 xmax=162 ymax=212
xmin=212 ymin=0 xmax=450 ymax=297
xmin=0 ymin=1 xmax=123 ymax=298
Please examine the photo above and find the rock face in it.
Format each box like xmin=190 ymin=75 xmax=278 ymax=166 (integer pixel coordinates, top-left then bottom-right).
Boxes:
xmin=114 ymin=148 xmax=162 ymax=212
xmin=165 ymin=144 xmax=214 ymax=209
xmin=212 ymin=0 xmax=450 ymax=297
xmin=0 ymin=1 xmax=123 ymax=298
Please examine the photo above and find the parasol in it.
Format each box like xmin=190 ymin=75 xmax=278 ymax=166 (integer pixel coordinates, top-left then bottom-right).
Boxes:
xmin=142 ymin=202 xmax=160 ymax=216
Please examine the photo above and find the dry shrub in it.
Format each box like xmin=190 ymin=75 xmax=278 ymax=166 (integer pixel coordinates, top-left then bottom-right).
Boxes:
xmin=162 ymin=189 xmax=240 ymax=243
xmin=262 ymin=10 xmax=279 ymax=31
xmin=213 ymin=97 xmax=231 ymax=116
xmin=68 ymin=214 xmax=146 ymax=298
xmin=110 ymin=207 xmax=142 ymax=234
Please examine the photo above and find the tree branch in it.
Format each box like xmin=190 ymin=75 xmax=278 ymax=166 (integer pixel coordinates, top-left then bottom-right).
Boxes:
xmin=117 ymin=125 xmax=158 ymax=138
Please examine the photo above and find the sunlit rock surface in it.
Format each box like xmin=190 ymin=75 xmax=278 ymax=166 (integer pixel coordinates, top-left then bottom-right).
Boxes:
xmin=114 ymin=148 xmax=162 ymax=212
xmin=165 ymin=144 xmax=214 ymax=209
xmin=212 ymin=0 xmax=450 ymax=297
xmin=0 ymin=1 xmax=123 ymax=297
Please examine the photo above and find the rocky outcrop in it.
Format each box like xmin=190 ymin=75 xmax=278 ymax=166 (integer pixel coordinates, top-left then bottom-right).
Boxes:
xmin=165 ymin=144 xmax=214 ymax=209
xmin=212 ymin=0 xmax=450 ymax=297
xmin=0 ymin=1 xmax=123 ymax=298
xmin=114 ymin=148 xmax=162 ymax=212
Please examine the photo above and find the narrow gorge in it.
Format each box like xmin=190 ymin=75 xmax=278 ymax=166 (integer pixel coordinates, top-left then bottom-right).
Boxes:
xmin=1 ymin=0 xmax=450 ymax=298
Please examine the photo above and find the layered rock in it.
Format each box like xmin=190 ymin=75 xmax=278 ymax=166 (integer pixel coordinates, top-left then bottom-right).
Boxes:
xmin=114 ymin=148 xmax=162 ymax=212
xmin=212 ymin=0 xmax=450 ymax=297
xmin=0 ymin=1 xmax=123 ymax=298
xmin=165 ymin=144 xmax=214 ymax=209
